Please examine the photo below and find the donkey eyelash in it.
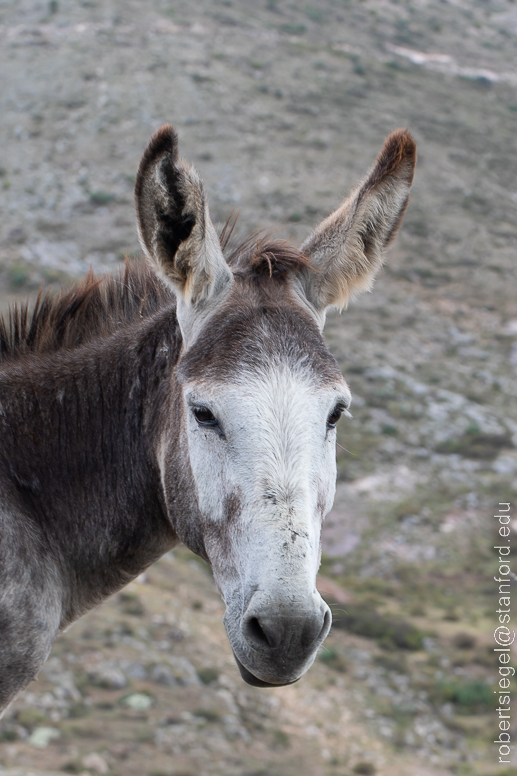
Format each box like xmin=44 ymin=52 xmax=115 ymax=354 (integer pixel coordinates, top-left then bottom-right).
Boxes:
xmin=328 ymin=402 xmax=353 ymax=425
xmin=327 ymin=402 xmax=351 ymax=428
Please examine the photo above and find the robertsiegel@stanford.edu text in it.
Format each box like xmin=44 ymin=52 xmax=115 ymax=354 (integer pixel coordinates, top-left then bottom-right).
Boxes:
xmin=494 ymin=502 xmax=514 ymax=765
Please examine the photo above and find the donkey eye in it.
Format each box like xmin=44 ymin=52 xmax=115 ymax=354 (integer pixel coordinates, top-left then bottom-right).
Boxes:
xmin=327 ymin=404 xmax=346 ymax=429
xmin=193 ymin=406 xmax=218 ymax=427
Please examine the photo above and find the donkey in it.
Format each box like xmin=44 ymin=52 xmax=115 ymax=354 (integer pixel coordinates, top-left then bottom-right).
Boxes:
xmin=0 ymin=124 xmax=415 ymax=713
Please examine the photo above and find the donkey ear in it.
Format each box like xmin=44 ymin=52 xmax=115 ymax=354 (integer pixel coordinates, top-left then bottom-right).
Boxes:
xmin=299 ymin=129 xmax=416 ymax=314
xmin=135 ymin=124 xmax=233 ymax=309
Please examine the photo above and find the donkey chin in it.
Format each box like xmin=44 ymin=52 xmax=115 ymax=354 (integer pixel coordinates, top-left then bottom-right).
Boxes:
xmin=222 ymin=592 xmax=332 ymax=687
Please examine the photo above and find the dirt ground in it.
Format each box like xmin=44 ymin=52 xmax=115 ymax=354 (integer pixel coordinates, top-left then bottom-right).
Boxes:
xmin=1 ymin=0 xmax=517 ymax=775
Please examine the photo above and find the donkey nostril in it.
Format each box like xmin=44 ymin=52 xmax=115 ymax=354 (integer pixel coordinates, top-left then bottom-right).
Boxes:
xmin=246 ymin=617 xmax=273 ymax=648
xmin=320 ymin=607 xmax=331 ymax=638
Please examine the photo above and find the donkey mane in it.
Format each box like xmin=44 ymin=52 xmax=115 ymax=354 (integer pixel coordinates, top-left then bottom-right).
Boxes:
xmin=0 ymin=262 xmax=172 ymax=364
xmin=0 ymin=229 xmax=310 ymax=364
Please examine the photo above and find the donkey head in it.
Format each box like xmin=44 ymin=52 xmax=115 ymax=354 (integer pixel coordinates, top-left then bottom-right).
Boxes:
xmin=135 ymin=124 xmax=416 ymax=687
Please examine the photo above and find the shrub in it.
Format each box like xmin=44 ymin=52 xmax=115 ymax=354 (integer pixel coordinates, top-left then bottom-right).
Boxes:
xmin=382 ymin=424 xmax=398 ymax=436
xmin=432 ymin=680 xmax=492 ymax=714
xmin=353 ymin=763 xmax=376 ymax=775
xmin=272 ymin=728 xmax=290 ymax=748
xmin=305 ymin=6 xmax=324 ymax=22
xmin=89 ymin=191 xmax=115 ymax=206
xmin=16 ymin=709 xmax=47 ymax=730
xmin=194 ymin=708 xmax=220 ymax=722
xmin=197 ymin=666 xmax=220 ymax=685
xmin=279 ymin=23 xmax=307 ymax=35
xmin=0 ymin=728 xmax=18 ymax=742
xmin=9 ymin=264 xmax=29 ymax=289
xmin=443 ymin=608 xmax=460 ymax=621
xmin=318 ymin=646 xmax=348 ymax=672
xmin=328 ymin=602 xmax=424 ymax=650
xmin=374 ymin=653 xmax=408 ymax=673
xmin=453 ymin=632 xmax=476 ymax=650
xmin=119 ymin=592 xmax=145 ymax=616
xmin=436 ymin=431 xmax=512 ymax=459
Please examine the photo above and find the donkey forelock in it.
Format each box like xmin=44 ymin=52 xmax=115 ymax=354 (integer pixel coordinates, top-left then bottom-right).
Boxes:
xmin=178 ymin=270 xmax=343 ymax=386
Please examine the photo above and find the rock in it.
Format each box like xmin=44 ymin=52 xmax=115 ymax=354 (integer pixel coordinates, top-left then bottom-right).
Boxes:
xmin=41 ymin=660 xmax=82 ymax=702
xmin=493 ymin=453 xmax=517 ymax=475
xmin=167 ymin=657 xmax=200 ymax=687
xmin=348 ymin=465 xmax=421 ymax=501
xmin=123 ymin=661 xmax=148 ymax=681
xmin=88 ymin=665 xmax=127 ymax=690
xmin=122 ymin=693 xmax=153 ymax=712
xmin=222 ymin=713 xmax=250 ymax=740
xmin=82 ymin=753 xmax=109 ymax=774
xmin=151 ymin=664 xmax=176 ymax=686
xmin=28 ymin=726 xmax=61 ymax=748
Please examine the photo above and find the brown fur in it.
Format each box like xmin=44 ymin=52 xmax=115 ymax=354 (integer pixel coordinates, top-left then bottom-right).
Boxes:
xmin=0 ymin=263 xmax=172 ymax=364
xmin=365 ymin=128 xmax=416 ymax=187
xmin=358 ymin=127 xmax=416 ymax=249
xmin=227 ymin=232 xmax=313 ymax=280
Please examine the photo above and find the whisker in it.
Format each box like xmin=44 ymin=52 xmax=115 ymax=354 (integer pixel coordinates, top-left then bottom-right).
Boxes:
xmin=336 ymin=442 xmax=357 ymax=457
xmin=327 ymin=606 xmax=349 ymax=615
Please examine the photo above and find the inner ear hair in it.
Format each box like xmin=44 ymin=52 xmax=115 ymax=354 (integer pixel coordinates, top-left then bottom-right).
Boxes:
xmin=135 ymin=124 xmax=197 ymax=288
xmin=155 ymin=156 xmax=197 ymax=265
xmin=134 ymin=124 xmax=232 ymax=309
xmin=135 ymin=124 xmax=180 ymax=257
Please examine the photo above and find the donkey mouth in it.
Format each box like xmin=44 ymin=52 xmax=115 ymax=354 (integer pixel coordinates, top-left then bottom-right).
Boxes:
xmin=232 ymin=653 xmax=300 ymax=688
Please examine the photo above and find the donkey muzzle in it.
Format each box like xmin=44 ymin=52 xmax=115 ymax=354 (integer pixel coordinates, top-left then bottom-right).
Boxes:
xmin=230 ymin=590 xmax=332 ymax=687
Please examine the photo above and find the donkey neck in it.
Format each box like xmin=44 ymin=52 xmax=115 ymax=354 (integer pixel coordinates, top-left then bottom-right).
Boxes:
xmin=0 ymin=307 xmax=183 ymax=625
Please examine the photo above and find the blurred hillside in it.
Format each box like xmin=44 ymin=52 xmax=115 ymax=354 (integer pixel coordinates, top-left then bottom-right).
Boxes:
xmin=0 ymin=1 xmax=516 ymax=775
